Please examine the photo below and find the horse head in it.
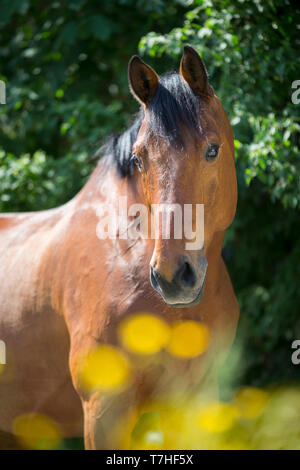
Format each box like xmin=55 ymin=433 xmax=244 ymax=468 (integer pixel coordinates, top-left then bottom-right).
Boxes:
xmin=128 ymin=46 xmax=237 ymax=307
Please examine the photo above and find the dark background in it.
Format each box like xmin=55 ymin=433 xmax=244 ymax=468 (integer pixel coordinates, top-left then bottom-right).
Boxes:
xmin=0 ymin=0 xmax=299 ymax=394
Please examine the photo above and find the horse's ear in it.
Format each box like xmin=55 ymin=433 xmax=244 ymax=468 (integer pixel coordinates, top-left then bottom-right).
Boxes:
xmin=180 ymin=45 xmax=213 ymax=97
xmin=128 ymin=55 xmax=159 ymax=106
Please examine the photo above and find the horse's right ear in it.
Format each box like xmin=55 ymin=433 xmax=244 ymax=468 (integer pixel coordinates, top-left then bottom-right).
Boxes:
xmin=128 ymin=56 xmax=159 ymax=106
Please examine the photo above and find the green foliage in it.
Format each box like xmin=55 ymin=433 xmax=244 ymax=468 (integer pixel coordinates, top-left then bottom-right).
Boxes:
xmin=0 ymin=0 xmax=299 ymax=389
xmin=241 ymin=115 xmax=299 ymax=208
xmin=0 ymin=148 xmax=90 ymax=211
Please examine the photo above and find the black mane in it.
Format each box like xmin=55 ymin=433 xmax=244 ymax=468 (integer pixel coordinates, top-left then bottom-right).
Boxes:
xmin=104 ymin=72 xmax=203 ymax=178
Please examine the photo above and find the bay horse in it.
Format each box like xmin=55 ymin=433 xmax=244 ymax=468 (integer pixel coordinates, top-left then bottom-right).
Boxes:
xmin=0 ymin=46 xmax=239 ymax=449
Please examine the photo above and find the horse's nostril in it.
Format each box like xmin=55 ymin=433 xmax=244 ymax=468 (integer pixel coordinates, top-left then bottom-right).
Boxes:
xmin=177 ymin=262 xmax=196 ymax=289
xmin=151 ymin=261 xmax=197 ymax=297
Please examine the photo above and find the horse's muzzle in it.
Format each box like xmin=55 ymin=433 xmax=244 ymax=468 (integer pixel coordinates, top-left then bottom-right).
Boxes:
xmin=150 ymin=256 xmax=207 ymax=308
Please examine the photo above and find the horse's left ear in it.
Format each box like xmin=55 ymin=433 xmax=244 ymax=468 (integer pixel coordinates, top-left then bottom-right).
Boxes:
xmin=128 ymin=55 xmax=159 ymax=106
xmin=180 ymin=45 xmax=213 ymax=97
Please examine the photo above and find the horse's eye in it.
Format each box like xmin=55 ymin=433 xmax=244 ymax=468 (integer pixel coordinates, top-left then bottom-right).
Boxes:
xmin=132 ymin=153 xmax=142 ymax=172
xmin=205 ymin=144 xmax=220 ymax=162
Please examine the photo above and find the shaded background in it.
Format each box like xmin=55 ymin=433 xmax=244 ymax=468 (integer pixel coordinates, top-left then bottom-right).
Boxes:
xmin=0 ymin=0 xmax=299 ymax=397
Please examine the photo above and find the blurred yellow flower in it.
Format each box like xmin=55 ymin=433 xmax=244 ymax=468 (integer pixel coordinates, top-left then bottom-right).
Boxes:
xmin=234 ymin=387 xmax=269 ymax=419
xmin=13 ymin=413 xmax=61 ymax=450
xmin=119 ymin=313 xmax=170 ymax=355
xmin=79 ymin=344 xmax=131 ymax=392
xmin=197 ymin=402 xmax=240 ymax=433
xmin=167 ymin=321 xmax=210 ymax=358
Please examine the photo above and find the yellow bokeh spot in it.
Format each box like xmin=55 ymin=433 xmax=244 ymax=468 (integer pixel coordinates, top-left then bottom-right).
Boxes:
xmin=119 ymin=313 xmax=170 ymax=355
xmin=167 ymin=321 xmax=210 ymax=358
xmin=79 ymin=344 xmax=130 ymax=392
xmin=0 ymin=364 xmax=4 ymax=375
xmin=13 ymin=413 xmax=61 ymax=450
xmin=197 ymin=402 xmax=240 ymax=433
xmin=234 ymin=387 xmax=269 ymax=419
